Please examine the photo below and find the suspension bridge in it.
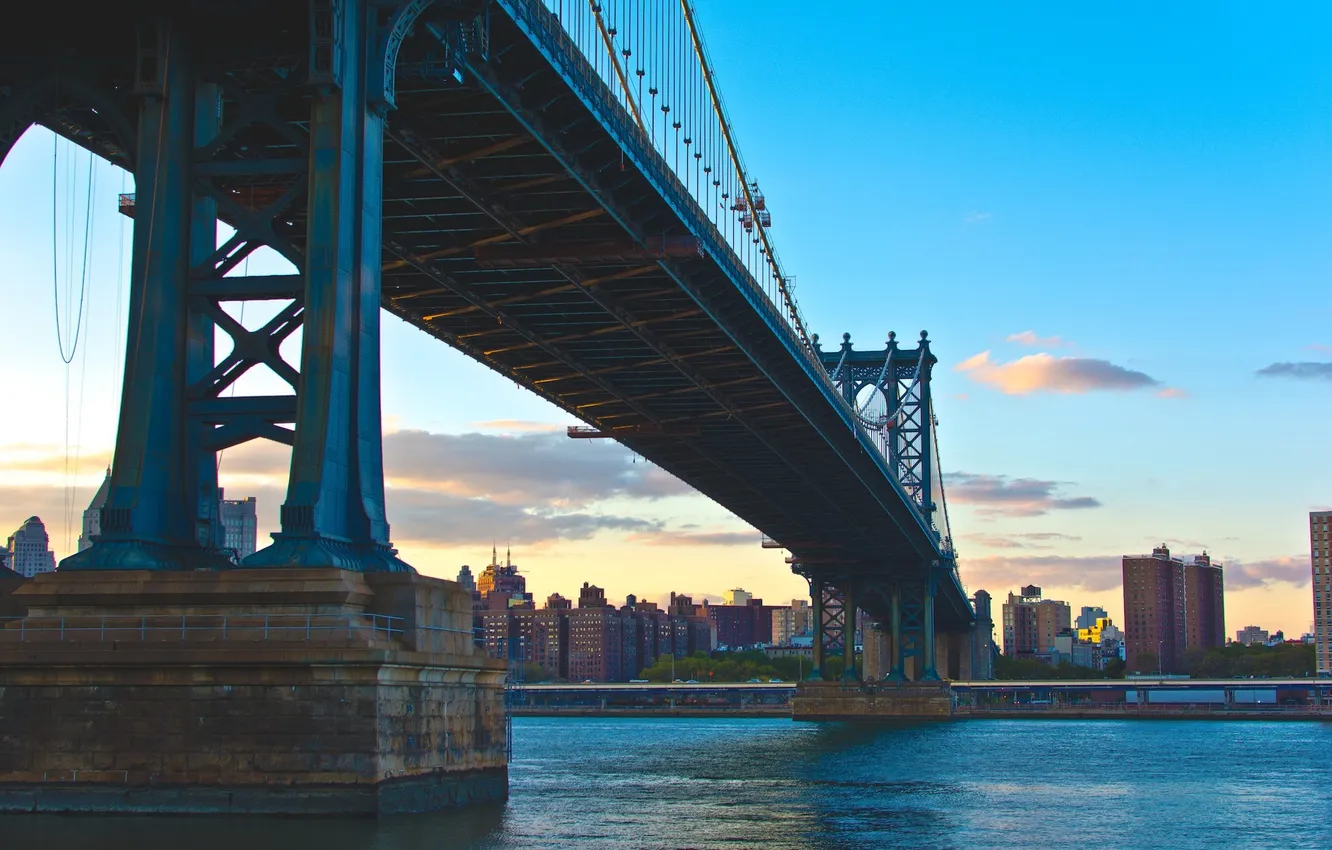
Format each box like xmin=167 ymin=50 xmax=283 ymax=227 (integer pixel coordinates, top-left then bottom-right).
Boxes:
xmin=0 ymin=0 xmax=991 ymax=813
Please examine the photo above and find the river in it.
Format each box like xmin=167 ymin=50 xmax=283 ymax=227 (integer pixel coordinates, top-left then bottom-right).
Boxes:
xmin=6 ymin=716 xmax=1331 ymax=848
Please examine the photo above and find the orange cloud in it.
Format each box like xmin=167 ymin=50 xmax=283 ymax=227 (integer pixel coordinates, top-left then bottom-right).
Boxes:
xmin=956 ymin=351 xmax=1159 ymax=395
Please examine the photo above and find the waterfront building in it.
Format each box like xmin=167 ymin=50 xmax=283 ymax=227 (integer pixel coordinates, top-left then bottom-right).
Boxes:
xmin=772 ymin=600 xmax=812 ymax=646
xmin=218 ymin=489 xmax=258 ymax=559
xmin=6 ymin=516 xmax=56 ymax=578
xmin=77 ymin=469 xmax=111 ymax=551
xmin=1122 ymin=545 xmax=1225 ymax=674
xmin=1001 ymin=585 xmax=1071 ymax=660
xmin=567 ymin=606 xmax=623 ymax=682
xmin=1184 ymin=553 xmax=1226 ymax=653
xmin=704 ymin=596 xmax=773 ymax=649
xmin=1076 ymin=606 xmax=1108 ymax=630
xmin=1122 ymin=546 xmax=1187 ymax=673
xmin=1235 ymin=625 xmax=1269 ymax=646
xmin=1311 ymin=510 xmax=1331 ymax=676
xmin=1051 ymin=629 xmax=1099 ymax=668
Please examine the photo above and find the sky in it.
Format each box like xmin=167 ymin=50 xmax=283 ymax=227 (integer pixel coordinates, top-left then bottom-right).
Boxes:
xmin=1 ymin=1 xmax=1330 ymax=636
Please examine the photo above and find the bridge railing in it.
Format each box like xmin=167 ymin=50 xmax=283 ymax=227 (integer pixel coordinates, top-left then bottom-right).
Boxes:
xmin=499 ymin=7 xmax=894 ymax=453
xmin=0 ymin=614 xmax=478 ymax=646
xmin=497 ymin=2 xmax=954 ymax=563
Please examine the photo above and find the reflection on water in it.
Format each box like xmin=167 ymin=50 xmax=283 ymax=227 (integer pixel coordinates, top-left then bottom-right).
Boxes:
xmin=5 ymin=717 xmax=1331 ymax=849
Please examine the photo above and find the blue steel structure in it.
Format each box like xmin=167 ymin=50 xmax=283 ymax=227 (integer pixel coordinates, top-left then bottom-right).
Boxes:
xmin=0 ymin=0 xmax=972 ymax=682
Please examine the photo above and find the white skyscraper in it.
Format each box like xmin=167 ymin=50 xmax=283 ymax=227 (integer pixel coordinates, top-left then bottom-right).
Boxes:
xmin=78 ymin=469 xmax=112 ymax=552
xmin=7 ymin=516 xmax=57 ymax=578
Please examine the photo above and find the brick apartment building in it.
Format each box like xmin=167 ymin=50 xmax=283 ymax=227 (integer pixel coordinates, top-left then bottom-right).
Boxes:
xmin=1122 ymin=545 xmax=1225 ymax=674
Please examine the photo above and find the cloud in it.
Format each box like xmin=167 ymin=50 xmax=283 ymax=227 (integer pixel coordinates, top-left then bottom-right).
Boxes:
xmin=217 ymin=430 xmax=691 ymax=508
xmin=946 ymin=473 xmax=1101 ymax=517
xmin=387 ymin=488 xmax=660 ymax=546
xmin=1255 ymin=362 xmax=1332 ymax=381
xmin=626 ymin=530 xmax=755 ymax=547
xmin=471 ymin=420 xmax=566 ymax=434
xmin=960 ymin=554 xmax=1124 ymax=594
xmin=382 ymin=430 xmax=689 ymax=507
xmin=1223 ymin=556 xmax=1309 ymax=591
xmin=1155 ymin=387 xmax=1188 ymax=399
xmin=964 ymin=532 xmax=1082 ymax=550
xmin=1006 ymin=331 xmax=1068 ymax=348
xmin=1307 ymin=344 xmax=1332 ymax=353
xmin=956 ymin=351 xmax=1160 ymax=395
xmin=3 ymin=428 xmax=705 ymax=558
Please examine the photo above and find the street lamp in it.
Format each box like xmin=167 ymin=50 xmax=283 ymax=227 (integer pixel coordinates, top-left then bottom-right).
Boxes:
xmin=1157 ymin=640 xmax=1164 ymax=676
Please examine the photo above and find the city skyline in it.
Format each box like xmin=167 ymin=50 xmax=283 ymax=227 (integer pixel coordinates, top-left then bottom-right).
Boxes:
xmin=1 ymin=1 xmax=1329 ymax=635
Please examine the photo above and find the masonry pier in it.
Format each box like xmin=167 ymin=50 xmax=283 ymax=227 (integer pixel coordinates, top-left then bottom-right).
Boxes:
xmin=0 ymin=570 xmax=507 ymax=815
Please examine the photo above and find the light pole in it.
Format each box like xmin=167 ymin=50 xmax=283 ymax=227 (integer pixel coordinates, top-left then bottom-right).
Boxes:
xmin=1157 ymin=640 xmax=1164 ymax=676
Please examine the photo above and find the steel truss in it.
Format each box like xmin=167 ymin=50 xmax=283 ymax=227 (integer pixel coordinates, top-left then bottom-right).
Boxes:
xmin=47 ymin=1 xmax=466 ymax=571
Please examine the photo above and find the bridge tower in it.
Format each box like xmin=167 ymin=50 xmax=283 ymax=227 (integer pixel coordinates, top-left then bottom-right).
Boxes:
xmin=18 ymin=3 xmax=455 ymax=574
xmin=0 ymin=1 xmax=507 ymax=815
xmin=807 ymin=330 xmax=955 ymax=682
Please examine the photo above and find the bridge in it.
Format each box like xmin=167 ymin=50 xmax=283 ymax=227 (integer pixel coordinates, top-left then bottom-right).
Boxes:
xmin=0 ymin=0 xmax=990 ymax=813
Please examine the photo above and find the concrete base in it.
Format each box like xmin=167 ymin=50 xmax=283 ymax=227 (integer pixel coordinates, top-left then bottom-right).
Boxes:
xmin=0 ymin=569 xmax=507 ymax=815
xmin=793 ymin=680 xmax=953 ymax=720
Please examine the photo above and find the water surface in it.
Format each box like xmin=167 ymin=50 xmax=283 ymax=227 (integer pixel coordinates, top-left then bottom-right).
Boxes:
xmin=6 ymin=717 xmax=1330 ymax=848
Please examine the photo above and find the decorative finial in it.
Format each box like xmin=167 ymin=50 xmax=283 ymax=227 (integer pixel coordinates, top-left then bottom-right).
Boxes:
xmin=811 ymin=333 xmax=820 ymax=344
xmin=887 ymin=331 xmax=896 ymax=342
xmin=920 ymin=330 xmax=929 ymax=340
xmin=842 ymin=332 xmax=851 ymax=342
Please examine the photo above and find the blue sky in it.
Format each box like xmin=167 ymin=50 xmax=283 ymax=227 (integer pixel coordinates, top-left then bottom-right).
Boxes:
xmin=1 ymin=1 xmax=1329 ymax=635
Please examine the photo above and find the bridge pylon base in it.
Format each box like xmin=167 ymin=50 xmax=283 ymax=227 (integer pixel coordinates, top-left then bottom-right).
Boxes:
xmin=792 ymin=681 xmax=953 ymax=721
xmin=0 ymin=569 xmax=507 ymax=815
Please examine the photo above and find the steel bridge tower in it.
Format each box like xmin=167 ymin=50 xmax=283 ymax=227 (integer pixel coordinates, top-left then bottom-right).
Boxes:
xmin=799 ymin=330 xmax=960 ymax=682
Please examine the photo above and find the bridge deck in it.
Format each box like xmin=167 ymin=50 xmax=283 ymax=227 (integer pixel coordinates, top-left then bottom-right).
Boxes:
xmin=0 ymin=2 xmax=971 ymax=627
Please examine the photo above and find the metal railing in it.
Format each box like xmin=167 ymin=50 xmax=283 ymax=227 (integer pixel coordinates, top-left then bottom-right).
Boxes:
xmin=0 ymin=613 xmax=476 ymax=645
xmin=497 ymin=1 xmax=950 ymax=559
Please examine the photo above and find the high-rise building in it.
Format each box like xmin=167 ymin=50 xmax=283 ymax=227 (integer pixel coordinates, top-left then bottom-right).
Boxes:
xmin=218 ymin=489 xmax=258 ymax=559
xmin=772 ymin=600 xmax=812 ymax=645
xmin=1075 ymin=606 xmax=1108 ymax=631
xmin=78 ymin=469 xmax=111 ymax=552
xmin=6 ymin=516 xmax=56 ymax=578
xmin=1122 ymin=544 xmax=1225 ymax=674
xmin=456 ymin=565 xmax=476 ymax=594
xmin=478 ymin=546 xmax=532 ymax=609
xmin=971 ymin=590 xmax=995 ymax=679
xmin=1001 ymin=585 xmax=1070 ymax=659
xmin=1184 ymin=553 xmax=1225 ymax=653
xmin=722 ymin=588 xmax=752 ymax=606
xmin=1122 ymin=545 xmax=1187 ymax=673
xmin=1311 ymin=510 xmax=1331 ymax=676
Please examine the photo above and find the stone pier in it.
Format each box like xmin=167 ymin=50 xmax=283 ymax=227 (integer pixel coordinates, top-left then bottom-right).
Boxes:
xmin=0 ymin=569 xmax=506 ymax=815
xmin=793 ymin=681 xmax=954 ymax=720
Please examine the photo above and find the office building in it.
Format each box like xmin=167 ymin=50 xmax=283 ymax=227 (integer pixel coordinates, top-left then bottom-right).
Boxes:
xmin=1311 ymin=510 xmax=1331 ymax=676
xmin=1076 ymin=606 xmax=1107 ymax=631
xmin=6 ymin=516 xmax=56 ymax=578
xmin=218 ymin=489 xmax=258 ymax=559
xmin=78 ymin=469 xmax=111 ymax=551
xmin=478 ymin=546 xmax=533 ymax=609
xmin=1001 ymin=585 xmax=1070 ymax=659
xmin=1122 ymin=545 xmax=1226 ymax=674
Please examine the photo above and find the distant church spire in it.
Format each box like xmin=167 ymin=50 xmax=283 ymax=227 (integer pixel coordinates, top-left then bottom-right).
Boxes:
xmin=506 ymin=543 xmax=511 ymax=568
xmin=492 ymin=542 xmax=497 ymax=567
